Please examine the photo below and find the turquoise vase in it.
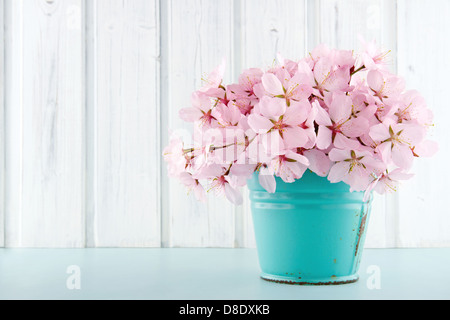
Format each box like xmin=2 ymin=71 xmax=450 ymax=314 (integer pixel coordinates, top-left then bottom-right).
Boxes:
xmin=247 ymin=170 xmax=372 ymax=285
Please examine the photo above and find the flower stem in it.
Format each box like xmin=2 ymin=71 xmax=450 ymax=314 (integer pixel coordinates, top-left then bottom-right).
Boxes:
xmin=351 ymin=65 xmax=366 ymax=76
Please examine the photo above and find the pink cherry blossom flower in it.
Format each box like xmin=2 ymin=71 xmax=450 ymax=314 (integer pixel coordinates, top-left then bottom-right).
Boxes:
xmin=163 ymin=138 xmax=187 ymax=178
xmin=313 ymin=57 xmax=352 ymax=94
xmin=230 ymin=163 xmax=257 ymax=178
xmin=370 ymin=122 xmax=426 ymax=170
xmin=257 ymin=70 xmax=313 ymax=103
xmin=245 ymin=134 xmax=273 ymax=166
xmin=211 ymin=102 xmax=243 ymax=128
xmin=179 ymin=91 xmax=217 ymax=127
xmin=309 ymin=44 xmax=332 ymax=64
xmin=363 ymin=169 xmax=414 ymax=202
xmin=199 ymin=59 xmax=227 ymax=99
xmin=359 ymin=38 xmax=391 ymax=71
xmin=227 ymin=68 xmax=263 ymax=103
xmin=269 ymin=151 xmax=310 ymax=183
xmin=229 ymin=99 xmax=254 ymax=116
xmin=315 ymin=94 xmax=369 ymax=150
xmin=179 ymin=172 xmax=207 ymax=202
xmin=413 ymin=140 xmax=439 ymax=158
xmin=248 ymin=97 xmax=313 ymax=155
xmin=303 ymin=149 xmax=333 ymax=177
xmin=328 ymin=148 xmax=385 ymax=192
xmin=367 ymin=70 xmax=405 ymax=102
xmin=258 ymin=166 xmax=277 ymax=194
xmin=395 ymin=90 xmax=434 ymax=125
xmin=210 ymin=174 xmax=243 ymax=205
xmin=277 ymin=53 xmax=300 ymax=77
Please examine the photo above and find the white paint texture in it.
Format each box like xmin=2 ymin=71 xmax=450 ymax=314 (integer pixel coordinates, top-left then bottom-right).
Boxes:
xmin=4 ymin=0 xmax=85 ymax=247
xmin=87 ymin=0 xmax=161 ymax=247
xmin=1 ymin=0 xmax=448 ymax=248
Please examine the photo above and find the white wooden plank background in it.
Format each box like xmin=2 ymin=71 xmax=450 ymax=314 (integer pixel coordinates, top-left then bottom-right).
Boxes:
xmin=87 ymin=0 xmax=161 ymax=247
xmin=4 ymin=0 xmax=85 ymax=248
xmin=0 ymin=0 xmax=4 ymax=247
xmin=1 ymin=0 xmax=449 ymax=248
xmin=396 ymin=0 xmax=450 ymax=247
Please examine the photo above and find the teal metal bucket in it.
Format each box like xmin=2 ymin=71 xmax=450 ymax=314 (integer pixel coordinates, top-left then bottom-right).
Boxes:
xmin=247 ymin=170 xmax=372 ymax=285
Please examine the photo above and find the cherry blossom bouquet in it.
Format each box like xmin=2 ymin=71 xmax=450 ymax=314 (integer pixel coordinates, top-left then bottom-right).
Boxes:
xmin=163 ymin=42 xmax=437 ymax=205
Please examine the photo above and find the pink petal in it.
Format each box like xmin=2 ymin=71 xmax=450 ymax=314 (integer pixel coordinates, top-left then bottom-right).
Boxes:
xmin=316 ymin=126 xmax=333 ymax=150
xmin=361 ymin=155 xmax=386 ymax=173
xmin=178 ymin=172 xmax=196 ymax=187
xmin=194 ymin=184 xmax=207 ymax=202
xmin=283 ymin=127 xmax=309 ymax=149
xmin=194 ymin=164 xmax=225 ymax=179
xmin=199 ymin=59 xmax=226 ymax=90
xmin=259 ymin=96 xmax=287 ymax=119
xmin=389 ymin=169 xmax=414 ymax=181
xmin=377 ymin=142 xmax=392 ymax=164
xmin=253 ymin=83 xmax=266 ymax=99
xmin=224 ymin=183 xmax=243 ymax=205
xmin=259 ymin=167 xmax=277 ymax=193
xmin=367 ymin=70 xmax=384 ymax=93
xmin=262 ymin=73 xmax=285 ymax=96
xmin=191 ymin=91 xmax=212 ymax=112
xmin=284 ymin=100 xmax=310 ymax=125
xmin=262 ymin=131 xmax=285 ymax=156
xmin=359 ymin=104 xmax=378 ymax=119
xmin=374 ymin=178 xmax=398 ymax=195
xmin=290 ymin=84 xmax=313 ymax=101
xmin=230 ymin=164 xmax=257 ymax=177
xmin=238 ymin=68 xmax=263 ymax=89
xmin=328 ymin=162 xmax=350 ymax=183
xmin=369 ymin=124 xmax=390 ymax=142
xmin=179 ymin=107 xmax=203 ymax=122
xmin=285 ymin=151 xmax=310 ymax=166
xmin=311 ymin=44 xmax=331 ymax=60
xmin=313 ymin=58 xmax=332 ymax=85
xmin=304 ymin=149 xmax=332 ymax=177
xmin=247 ymin=114 xmax=274 ymax=134
xmin=333 ymin=133 xmax=361 ymax=150
xmin=214 ymin=143 xmax=244 ymax=163
xmin=329 ymin=94 xmax=352 ymax=124
xmin=328 ymin=148 xmax=350 ymax=162
xmin=313 ymin=101 xmax=332 ymax=126
xmin=281 ymin=162 xmax=307 ymax=182
xmin=203 ymin=87 xmax=226 ymax=99
xmin=341 ymin=117 xmax=369 ymax=138
xmin=246 ymin=137 xmax=272 ymax=164
xmin=304 ymin=128 xmax=317 ymax=148
xmin=316 ymin=64 xmax=350 ymax=92
xmin=287 ymin=73 xmax=313 ymax=100
xmin=347 ymin=170 xmax=371 ymax=192
xmin=397 ymin=124 xmax=426 ymax=146
xmin=414 ymin=140 xmax=439 ymax=157
xmin=392 ymin=144 xmax=414 ymax=170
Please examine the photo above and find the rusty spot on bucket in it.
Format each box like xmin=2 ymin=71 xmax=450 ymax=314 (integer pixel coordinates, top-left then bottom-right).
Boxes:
xmin=261 ymin=277 xmax=358 ymax=286
xmin=333 ymin=259 xmax=337 ymax=264
xmin=355 ymin=214 xmax=368 ymax=257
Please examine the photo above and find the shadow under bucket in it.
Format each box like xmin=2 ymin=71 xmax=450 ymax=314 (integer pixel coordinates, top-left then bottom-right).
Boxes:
xmin=247 ymin=170 xmax=372 ymax=285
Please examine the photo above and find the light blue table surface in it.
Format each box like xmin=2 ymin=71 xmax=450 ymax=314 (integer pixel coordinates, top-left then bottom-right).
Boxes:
xmin=0 ymin=248 xmax=449 ymax=300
